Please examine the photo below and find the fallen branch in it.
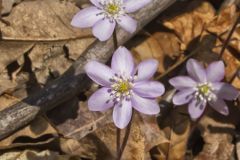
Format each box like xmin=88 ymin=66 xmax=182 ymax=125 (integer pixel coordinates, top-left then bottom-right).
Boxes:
xmin=0 ymin=0 xmax=176 ymax=140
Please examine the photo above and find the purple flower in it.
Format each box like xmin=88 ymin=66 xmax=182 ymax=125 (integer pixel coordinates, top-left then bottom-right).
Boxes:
xmin=169 ymin=59 xmax=239 ymax=120
xmin=85 ymin=46 xmax=164 ymax=128
xmin=71 ymin=0 xmax=151 ymax=41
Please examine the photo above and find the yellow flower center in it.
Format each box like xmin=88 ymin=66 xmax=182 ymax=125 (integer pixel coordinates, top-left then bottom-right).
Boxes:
xmin=109 ymin=74 xmax=135 ymax=103
xmin=114 ymin=81 xmax=130 ymax=94
xmin=198 ymin=84 xmax=210 ymax=95
xmin=106 ymin=4 xmax=120 ymax=15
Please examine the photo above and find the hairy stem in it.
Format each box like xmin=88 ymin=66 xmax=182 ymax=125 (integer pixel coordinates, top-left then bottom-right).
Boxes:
xmin=117 ymin=111 xmax=133 ymax=160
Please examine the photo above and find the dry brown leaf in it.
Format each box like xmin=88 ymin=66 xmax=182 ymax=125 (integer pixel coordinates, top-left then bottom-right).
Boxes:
xmin=163 ymin=0 xmax=215 ymax=51
xmin=206 ymin=5 xmax=240 ymax=87
xmin=138 ymin=115 xmax=169 ymax=152
xmin=0 ymin=150 xmax=79 ymax=160
xmin=56 ymin=106 xmax=169 ymax=159
xmin=132 ymin=31 xmax=181 ymax=74
xmin=194 ymin=115 xmax=236 ymax=160
xmin=0 ymin=0 xmax=95 ymax=100
xmin=0 ymin=94 xmax=19 ymax=111
xmin=74 ymin=118 xmax=145 ymax=160
xmin=1 ymin=0 xmax=22 ymax=15
xmin=207 ymin=5 xmax=237 ymax=35
xmin=0 ymin=116 xmax=57 ymax=149
xmin=47 ymin=96 xmax=112 ymax=140
xmin=0 ymin=0 xmax=91 ymax=40
xmin=155 ymin=107 xmax=191 ymax=160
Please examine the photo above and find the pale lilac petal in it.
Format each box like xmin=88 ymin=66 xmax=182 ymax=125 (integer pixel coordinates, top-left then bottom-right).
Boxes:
xmin=88 ymin=87 xmax=113 ymax=111
xmin=113 ymin=99 xmax=132 ymax=129
xmin=131 ymin=92 xmax=160 ymax=115
xmin=172 ymin=88 xmax=195 ymax=105
xmin=90 ymin=0 xmax=102 ymax=8
xmin=186 ymin=59 xmax=207 ymax=82
xmin=136 ymin=59 xmax=158 ymax=81
xmin=93 ymin=19 xmax=116 ymax=41
xmin=71 ymin=7 xmax=103 ymax=28
xmin=207 ymin=61 xmax=225 ymax=82
xmin=85 ymin=61 xmax=114 ymax=86
xmin=117 ymin=15 xmax=137 ymax=33
xmin=169 ymin=76 xmax=197 ymax=89
xmin=209 ymin=98 xmax=229 ymax=115
xmin=212 ymin=82 xmax=239 ymax=100
xmin=133 ymin=81 xmax=165 ymax=98
xmin=124 ymin=0 xmax=151 ymax=13
xmin=111 ymin=46 xmax=134 ymax=76
xmin=188 ymin=99 xmax=206 ymax=119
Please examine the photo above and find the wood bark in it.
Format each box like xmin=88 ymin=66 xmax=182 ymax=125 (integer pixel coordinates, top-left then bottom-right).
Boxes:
xmin=0 ymin=0 xmax=176 ymax=140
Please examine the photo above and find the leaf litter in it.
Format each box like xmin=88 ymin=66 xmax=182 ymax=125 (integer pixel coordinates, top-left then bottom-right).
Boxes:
xmin=0 ymin=0 xmax=239 ymax=159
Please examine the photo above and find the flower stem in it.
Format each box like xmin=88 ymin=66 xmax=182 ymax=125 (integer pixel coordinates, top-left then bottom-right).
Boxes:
xmin=117 ymin=111 xmax=133 ymax=160
xmin=218 ymin=13 xmax=240 ymax=60
xmin=112 ymin=27 xmax=132 ymax=160
xmin=116 ymin=127 xmax=121 ymax=159
xmin=113 ymin=27 xmax=122 ymax=160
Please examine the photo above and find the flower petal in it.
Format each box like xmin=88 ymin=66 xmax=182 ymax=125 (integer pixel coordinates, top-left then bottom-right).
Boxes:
xmin=169 ymin=76 xmax=197 ymax=89
xmin=90 ymin=0 xmax=102 ymax=8
xmin=111 ymin=46 xmax=134 ymax=76
xmin=131 ymin=92 xmax=160 ymax=115
xmin=207 ymin=61 xmax=225 ymax=82
xmin=133 ymin=81 xmax=165 ymax=98
xmin=124 ymin=0 xmax=151 ymax=13
xmin=172 ymin=88 xmax=195 ymax=105
xmin=186 ymin=59 xmax=207 ymax=82
xmin=92 ymin=19 xmax=116 ymax=41
xmin=188 ymin=99 xmax=206 ymax=119
xmin=85 ymin=61 xmax=114 ymax=86
xmin=212 ymin=82 xmax=239 ymax=100
xmin=71 ymin=7 xmax=103 ymax=28
xmin=136 ymin=59 xmax=158 ymax=81
xmin=88 ymin=87 xmax=113 ymax=111
xmin=117 ymin=15 xmax=137 ymax=33
xmin=209 ymin=98 xmax=229 ymax=115
xmin=113 ymin=99 xmax=132 ymax=129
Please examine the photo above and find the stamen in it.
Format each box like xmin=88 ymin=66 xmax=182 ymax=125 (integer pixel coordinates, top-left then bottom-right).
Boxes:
xmin=195 ymin=82 xmax=214 ymax=102
xmin=99 ymin=0 xmax=125 ymax=22
xmin=108 ymin=73 xmax=135 ymax=104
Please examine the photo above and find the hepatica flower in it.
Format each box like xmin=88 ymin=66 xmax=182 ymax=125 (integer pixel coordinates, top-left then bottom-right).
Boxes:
xmin=71 ymin=0 xmax=151 ymax=41
xmin=85 ymin=46 xmax=164 ymax=128
xmin=169 ymin=59 xmax=239 ymax=119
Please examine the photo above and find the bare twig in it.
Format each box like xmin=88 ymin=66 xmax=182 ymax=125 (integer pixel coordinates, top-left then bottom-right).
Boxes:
xmin=218 ymin=13 xmax=240 ymax=59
